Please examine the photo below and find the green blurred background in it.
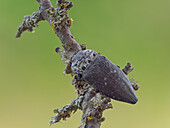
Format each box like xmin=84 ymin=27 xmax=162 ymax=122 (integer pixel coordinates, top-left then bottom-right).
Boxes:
xmin=0 ymin=0 xmax=170 ymax=128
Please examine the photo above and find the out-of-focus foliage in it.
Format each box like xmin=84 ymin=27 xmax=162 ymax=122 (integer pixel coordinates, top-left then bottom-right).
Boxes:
xmin=0 ymin=0 xmax=170 ymax=128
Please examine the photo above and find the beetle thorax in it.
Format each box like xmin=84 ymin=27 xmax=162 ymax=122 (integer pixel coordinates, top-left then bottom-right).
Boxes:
xmin=71 ymin=49 xmax=98 ymax=74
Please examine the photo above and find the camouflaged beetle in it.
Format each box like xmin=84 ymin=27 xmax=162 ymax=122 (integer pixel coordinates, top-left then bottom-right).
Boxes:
xmin=71 ymin=49 xmax=138 ymax=104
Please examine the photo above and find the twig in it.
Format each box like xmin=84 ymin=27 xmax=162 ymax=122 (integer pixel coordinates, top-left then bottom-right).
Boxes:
xmin=16 ymin=11 xmax=44 ymax=38
xmin=122 ymin=62 xmax=134 ymax=75
xmin=50 ymin=98 xmax=80 ymax=125
xmin=122 ymin=62 xmax=140 ymax=90
xmin=16 ymin=0 xmax=138 ymax=127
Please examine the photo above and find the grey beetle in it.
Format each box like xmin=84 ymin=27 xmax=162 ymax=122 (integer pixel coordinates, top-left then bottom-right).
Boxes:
xmin=71 ymin=49 xmax=138 ymax=104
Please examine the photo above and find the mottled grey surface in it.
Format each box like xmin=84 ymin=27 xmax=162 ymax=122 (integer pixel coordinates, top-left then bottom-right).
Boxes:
xmin=71 ymin=49 xmax=98 ymax=74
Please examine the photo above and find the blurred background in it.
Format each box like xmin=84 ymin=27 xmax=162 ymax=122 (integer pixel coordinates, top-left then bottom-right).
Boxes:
xmin=0 ymin=0 xmax=170 ymax=128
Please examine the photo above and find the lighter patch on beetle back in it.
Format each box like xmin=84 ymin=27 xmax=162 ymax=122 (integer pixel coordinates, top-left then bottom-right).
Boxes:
xmin=71 ymin=49 xmax=98 ymax=74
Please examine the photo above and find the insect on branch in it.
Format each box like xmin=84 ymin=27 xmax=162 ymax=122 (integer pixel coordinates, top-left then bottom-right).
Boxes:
xmin=16 ymin=0 xmax=140 ymax=128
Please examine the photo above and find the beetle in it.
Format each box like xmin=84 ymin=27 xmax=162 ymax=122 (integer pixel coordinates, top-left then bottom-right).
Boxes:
xmin=71 ymin=49 xmax=138 ymax=104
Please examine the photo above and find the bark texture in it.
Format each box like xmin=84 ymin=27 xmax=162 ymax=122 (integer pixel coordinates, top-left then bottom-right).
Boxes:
xmin=16 ymin=0 xmax=139 ymax=128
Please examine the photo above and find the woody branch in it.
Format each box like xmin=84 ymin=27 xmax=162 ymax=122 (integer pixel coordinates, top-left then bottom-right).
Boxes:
xmin=16 ymin=0 xmax=137 ymax=128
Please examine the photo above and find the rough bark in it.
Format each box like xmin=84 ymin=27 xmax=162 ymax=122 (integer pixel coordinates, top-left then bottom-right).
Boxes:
xmin=16 ymin=0 xmax=139 ymax=127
